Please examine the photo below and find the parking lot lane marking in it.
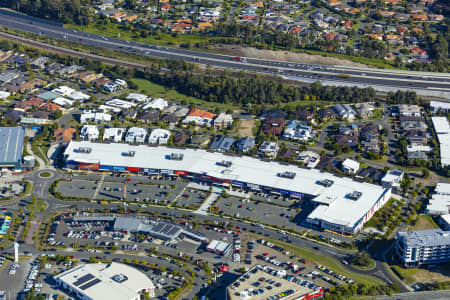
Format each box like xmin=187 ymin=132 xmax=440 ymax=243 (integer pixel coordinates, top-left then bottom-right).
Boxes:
xmin=92 ymin=173 xmax=106 ymax=200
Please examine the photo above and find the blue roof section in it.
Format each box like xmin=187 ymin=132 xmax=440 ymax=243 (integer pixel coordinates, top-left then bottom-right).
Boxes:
xmin=0 ymin=127 xmax=25 ymax=165
xmin=37 ymin=91 xmax=59 ymax=101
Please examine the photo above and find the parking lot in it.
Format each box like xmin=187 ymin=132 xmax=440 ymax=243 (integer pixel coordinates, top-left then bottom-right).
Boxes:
xmin=55 ymin=178 xmax=189 ymax=204
xmin=0 ymin=182 xmax=25 ymax=198
xmin=48 ymin=214 xmax=245 ymax=268
xmin=172 ymin=188 xmax=209 ymax=209
xmin=215 ymin=197 xmax=304 ymax=233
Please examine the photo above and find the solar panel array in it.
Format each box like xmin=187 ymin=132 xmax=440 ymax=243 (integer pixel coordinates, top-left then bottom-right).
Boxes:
xmin=79 ymin=278 xmax=101 ymax=290
xmin=73 ymin=273 xmax=94 ymax=287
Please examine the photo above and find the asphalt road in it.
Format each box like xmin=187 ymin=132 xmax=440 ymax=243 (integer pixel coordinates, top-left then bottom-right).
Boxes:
xmin=0 ymin=11 xmax=450 ymax=95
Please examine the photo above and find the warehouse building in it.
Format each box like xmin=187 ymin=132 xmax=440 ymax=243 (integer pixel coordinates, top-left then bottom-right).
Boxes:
xmin=432 ymin=117 xmax=450 ymax=167
xmin=396 ymin=229 xmax=450 ymax=267
xmin=0 ymin=127 xmax=25 ymax=169
xmin=63 ymin=141 xmax=391 ymax=235
xmin=426 ymin=182 xmax=450 ymax=215
xmin=54 ymin=262 xmax=155 ymax=300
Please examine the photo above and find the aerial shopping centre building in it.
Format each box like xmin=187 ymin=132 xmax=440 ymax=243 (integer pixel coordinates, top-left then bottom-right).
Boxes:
xmin=63 ymin=141 xmax=392 ymax=235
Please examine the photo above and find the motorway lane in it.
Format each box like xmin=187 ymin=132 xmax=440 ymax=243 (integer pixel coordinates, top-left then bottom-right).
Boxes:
xmin=0 ymin=12 xmax=449 ymax=93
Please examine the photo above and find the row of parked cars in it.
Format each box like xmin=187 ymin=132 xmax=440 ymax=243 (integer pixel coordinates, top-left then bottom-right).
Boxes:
xmin=232 ymin=235 xmax=241 ymax=263
xmin=23 ymin=263 xmax=42 ymax=293
xmin=316 ymin=265 xmax=354 ymax=285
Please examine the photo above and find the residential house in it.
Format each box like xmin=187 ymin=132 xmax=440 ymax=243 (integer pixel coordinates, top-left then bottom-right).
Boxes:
xmin=173 ymin=132 xmax=188 ymax=145
xmin=336 ymin=135 xmax=359 ymax=147
xmin=31 ymin=110 xmax=51 ymax=120
xmin=235 ymin=137 xmax=255 ymax=153
xmin=400 ymin=116 xmax=427 ymax=131
xmin=183 ymin=108 xmax=217 ymax=127
xmin=319 ymin=107 xmax=338 ymax=120
xmin=105 ymin=99 xmax=136 ymax=110
xmin=355 ymin=166 xmax=384 ymax=183
xmin=142 ymin=98 xmax=169 ymax=111
xmin=360 ymin=123 xmax=380 ymax=153
xmin=214 ymin=113 xmax=233 ymax=129
xmin=137 ymin=111 xmax=160 ymax=124
xmin=80 ymin=125 xmax=100 ymax=141
xmin=126 ymin=93 xmax=150 ymax=103
xmin=149 ymin=129 xmax=171 ymax=144
xmin=4 ymin=110 xmax=24 ymax=123
xmin=18 ymin=78 xmax=46 ymax=93
xmin=333 ymin=104 xmax=357 ymax=120
xmin=263 ymin=118 xmax=286 ymax=136
xmin=283 ymin=120 xmax=313 ymax=142
xmin=125 ymin=127 xmax=147 ymax=143
xmin=341 ymin=158 xmax=360 ymax=174
xmin=0 ymin=71 xmax=20 ymax=83
xmin=103 ymin=128 xmax=126 ymax=143
xmin=15 ymin=97 xmax=44 ymax=111
xmin=189 ymin=134 xmax=211 ymax=147
xmin=355 ymin=103 xmax=374 ymax=118
xmin=30 ymin=56 xmax=49 ymax=69
xmin=381 ymin=169 xmax=404 ymax=189
xmin=80 ymin=112 xmax=112 ymax=123
xmin=209 ymin=135 xmax=235 ymax=152
xmin=296 ymin=151 xmax=320 ymax=169
xmin=53 ymin=97 xmax=74 ymax=108
xmin=405 ymin=129 xmax=427 ymax=145
xmin=257 ymin=141 xmax=280 ymax=159
xmin=399 ymin=104 xmax=421 ymax=117
xmin=40 ymin=102 xmax=62 ymax=112
xmin=76 ymin=71 xmax=103 ymax=84
xmin=160 ymin=114 xmax=179 ymax=126
xmin=102 ymin=79 xmax=127 ymax=93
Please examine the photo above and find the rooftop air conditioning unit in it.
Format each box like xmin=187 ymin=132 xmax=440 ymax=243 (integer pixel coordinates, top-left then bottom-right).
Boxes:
xmin=218 ymin=160 xmax=232 ymax=167
xmin=348 ymin=191 xmax=362 ymax=200
xmin=280 ymin=171 xmax=296 ymax=179
xmin=170 ymin=153 xmax=184 ymax=160
xmin=122 ymin=151 xmax=135 ymax=157
xmin=78 ymin=147 xmax=92 ymax=153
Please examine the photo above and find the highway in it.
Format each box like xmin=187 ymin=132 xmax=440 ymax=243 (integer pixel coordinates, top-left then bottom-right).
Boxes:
xmin=0 ymin=10 xmax=449 ymax=96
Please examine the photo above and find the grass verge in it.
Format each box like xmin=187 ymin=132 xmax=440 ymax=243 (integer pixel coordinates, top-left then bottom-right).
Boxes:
xmin=131 ymin=78 xmax=238 ymax=112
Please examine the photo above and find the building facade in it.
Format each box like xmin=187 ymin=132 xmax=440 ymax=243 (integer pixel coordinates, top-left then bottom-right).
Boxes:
xmin=396 ymin=229 xmax=450 ymax=267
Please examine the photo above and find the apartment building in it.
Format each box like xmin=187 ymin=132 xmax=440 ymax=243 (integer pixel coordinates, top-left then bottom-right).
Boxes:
xmin=396 ymin=229 xmax=450 ymax=267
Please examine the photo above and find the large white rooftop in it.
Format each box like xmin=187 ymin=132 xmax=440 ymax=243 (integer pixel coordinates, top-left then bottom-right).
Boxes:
xmin=432 ymin=117 xmax=450 ymax=167
xmin=64 ymin=141 xmax=388 ymax=229
xmin=427 ymin=182 xmax=450 ymax=215
xmin=54 ymin=262 xmax=155 ymax=300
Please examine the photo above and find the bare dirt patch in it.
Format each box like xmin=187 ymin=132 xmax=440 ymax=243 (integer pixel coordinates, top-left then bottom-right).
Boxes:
xmin=409 ymin=265 xmax=450 ymax=284
xmin=211 ymin=45 xmax=367 ymax=67
xmin=237 ymin=119 xmax=256 ymax=138
xmin=407 ymin=215 xmax=439 ymax=231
